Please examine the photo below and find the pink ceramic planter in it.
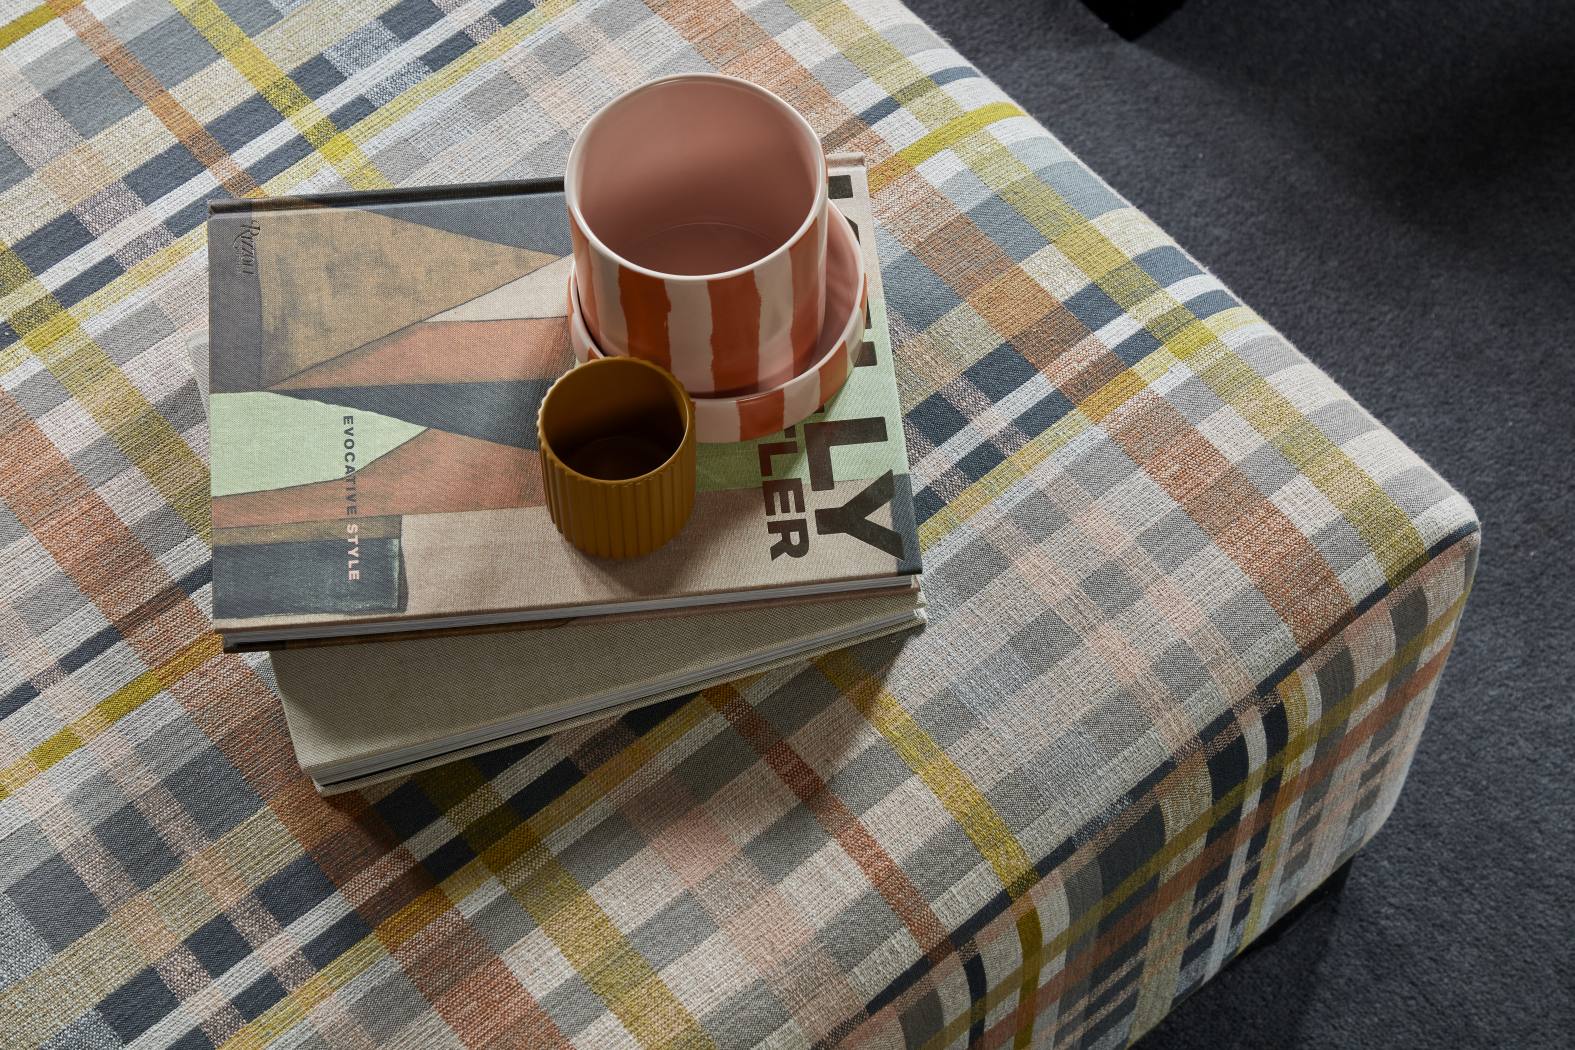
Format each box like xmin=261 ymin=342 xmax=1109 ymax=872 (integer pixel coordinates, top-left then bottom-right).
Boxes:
xmin=565 ymin=74 xmax=829 ymax=398
xmin=568 ymin=204 xmax=867 ymax=444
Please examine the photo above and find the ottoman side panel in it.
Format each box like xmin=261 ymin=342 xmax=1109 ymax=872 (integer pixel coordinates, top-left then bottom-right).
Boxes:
xmin=848 ymin=528 xmax=1478 ymax=1049
xmin=1136 ymin=526 xmax=1479 ymax=1041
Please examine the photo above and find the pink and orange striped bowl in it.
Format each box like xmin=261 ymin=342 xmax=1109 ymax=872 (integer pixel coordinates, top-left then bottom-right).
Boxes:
xmin=565 ymin=74 xmax=829 ymax=398
xmin=568 ymin=204 xmax=867 ymax=444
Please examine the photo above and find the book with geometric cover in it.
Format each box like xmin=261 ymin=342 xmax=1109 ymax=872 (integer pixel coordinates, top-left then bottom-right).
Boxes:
xmin=185 ymin=339 xmax=924 ymax=793
xmin=207 ymin=155 xmax=920 ymax=648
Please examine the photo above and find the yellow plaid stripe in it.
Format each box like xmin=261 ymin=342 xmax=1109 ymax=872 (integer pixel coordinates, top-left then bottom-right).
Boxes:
xmin=170 ymin=0 xmax=391 ymax=191
xmin=0 ymin=3 xmax=53 ymax=49
xmin=0 ymin=0 xmax=574 ymax=378
xmin=872 ymin=100 xmax=1027 ymax=191
xmin=816 ymin=648 xmax=1046 ymax=1045
xmin=0 ymin=243 xmax=211 ymax=537
xmin=914 ymin=583 xmax=1470 ymax=1050
xmin=826 ymin=653 xmax=1036 ymax=898
xmin=215 ymin=695 xmax=719 ymax=1050
xmin=1010 ymin=908 xmax=1044 ymax=1049
xmin=795 ymin=0 xmax=1426 ymax=585
xmin=0 ymin=695 xmax=713 ymax=1048
xmin=0 ymin=799 xmax=305 ymax=1043
xmin=0 ymin=634 xmax=222 ymax=800
xmin=0 ymin=0 xmax=575 ymax=790
xmin=1241 ymin=673 xmax=1311 ymax=943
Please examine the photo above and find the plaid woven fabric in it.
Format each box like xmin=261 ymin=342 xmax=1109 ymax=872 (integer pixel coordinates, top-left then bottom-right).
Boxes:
xmin=0 ymin=1 xmax=1478 ymax=1047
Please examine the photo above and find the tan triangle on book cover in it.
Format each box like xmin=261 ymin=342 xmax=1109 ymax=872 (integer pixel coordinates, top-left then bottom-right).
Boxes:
xmin=423 ymin=253 xmax=574 ymax=323
xmin=257 ymin=209 xmax=557 ymax=388
xmin=270 ymin=316 xmax=571 ymax=389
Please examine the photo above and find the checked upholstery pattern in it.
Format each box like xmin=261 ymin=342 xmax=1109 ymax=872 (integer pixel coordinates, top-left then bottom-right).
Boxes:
xmin=0 ymin=1 xmax=1478 ymax=1048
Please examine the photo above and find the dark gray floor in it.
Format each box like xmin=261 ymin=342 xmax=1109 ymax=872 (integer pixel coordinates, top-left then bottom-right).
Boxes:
xmin=902 ymin=1 xmax=1574 ymax=1046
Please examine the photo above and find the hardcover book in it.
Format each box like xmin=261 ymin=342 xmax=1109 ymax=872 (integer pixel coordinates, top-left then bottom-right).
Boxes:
xmin=187 ymin=336 xmax=925 ymax=792
xmin=275 ymin=591 xmax=923 ymax=792
xmin=207 ymin=155 xmax=920 ymax=647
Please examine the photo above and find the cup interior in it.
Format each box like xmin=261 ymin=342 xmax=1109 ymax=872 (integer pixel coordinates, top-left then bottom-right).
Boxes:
xmin=570 ymin=77 xmax=822 ymax=277
xmin=540 ymin=359 xmax=689 ymax=481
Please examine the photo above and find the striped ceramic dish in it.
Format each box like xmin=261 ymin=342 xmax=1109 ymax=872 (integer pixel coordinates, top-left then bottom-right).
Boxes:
xmin=568 ymin=205 xmax=867 ymax=444
xmin=565 ymin=74 xmax=829 ymax=398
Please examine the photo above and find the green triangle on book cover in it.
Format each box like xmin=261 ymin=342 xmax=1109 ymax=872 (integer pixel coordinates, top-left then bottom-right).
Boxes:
xmin=210 ymin=391 xmax=425 ymax=497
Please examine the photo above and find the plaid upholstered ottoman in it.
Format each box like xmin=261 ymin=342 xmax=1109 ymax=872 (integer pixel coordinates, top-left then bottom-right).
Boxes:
xmin=0 ymin=1 xmax=1477 ymax=1047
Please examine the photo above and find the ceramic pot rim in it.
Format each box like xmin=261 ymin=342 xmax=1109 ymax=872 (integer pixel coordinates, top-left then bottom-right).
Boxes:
xmin=564 ymin=72 xmax=828 ymax=284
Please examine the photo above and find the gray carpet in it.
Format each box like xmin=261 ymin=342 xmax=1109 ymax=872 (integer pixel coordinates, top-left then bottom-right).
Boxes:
xmin=902 ymin=1 xmax=1574 ymax=1046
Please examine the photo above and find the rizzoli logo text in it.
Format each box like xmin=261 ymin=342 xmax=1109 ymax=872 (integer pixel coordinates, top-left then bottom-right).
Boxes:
xmin=232 ymin=220 xmax=260 ymax=275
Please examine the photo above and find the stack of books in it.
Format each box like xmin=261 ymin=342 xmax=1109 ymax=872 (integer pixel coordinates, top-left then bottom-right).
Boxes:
xmin=200 ymin=157 xmax=924 ymax=793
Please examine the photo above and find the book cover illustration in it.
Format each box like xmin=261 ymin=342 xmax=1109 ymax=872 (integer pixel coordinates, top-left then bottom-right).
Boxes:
xmin=208 ymin=156 xmax=919 ymax=635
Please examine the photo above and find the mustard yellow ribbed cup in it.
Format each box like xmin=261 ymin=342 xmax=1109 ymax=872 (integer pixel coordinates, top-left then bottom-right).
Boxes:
xmin=537 ymin=356 xmax=696 ymax=559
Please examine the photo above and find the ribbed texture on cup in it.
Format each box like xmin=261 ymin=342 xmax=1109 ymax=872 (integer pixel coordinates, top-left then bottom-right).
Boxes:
xmin=537 ymin=375 xmax=697 ymax=560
